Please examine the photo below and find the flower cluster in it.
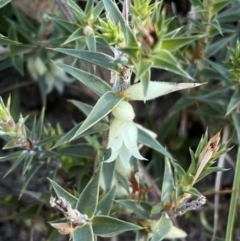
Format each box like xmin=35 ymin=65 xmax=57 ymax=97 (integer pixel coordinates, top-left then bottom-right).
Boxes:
xmin=0 ymin=97 xmax=30 ymax=149
xmin=27 ymin=57 xmax=74 ymax=93
xmin=105 ymin=100 xmax=146 ymax=168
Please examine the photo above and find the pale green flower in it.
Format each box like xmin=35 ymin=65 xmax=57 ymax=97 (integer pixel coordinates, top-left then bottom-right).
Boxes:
xmin=45 ymin=61 xmax=74 ymax=93
xmin=105 ymin=118 xmax=146 ymax=168
xmin=27 ymin=56 xmax=73 ymax=94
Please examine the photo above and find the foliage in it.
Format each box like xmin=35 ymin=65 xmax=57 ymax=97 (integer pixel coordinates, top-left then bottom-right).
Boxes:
xmin=0 ymin=0 xmax=239 ymax=240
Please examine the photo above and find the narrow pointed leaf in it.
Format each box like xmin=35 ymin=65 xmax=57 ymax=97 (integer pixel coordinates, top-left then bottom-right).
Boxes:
xmin=19 ymin=164 xmax=42 ymax=198
xmin=165 ymin=226 xmax=187 ymax=239
xmin=77 ymin=164 xmax=102 ymax=218
xmin=161 ymin=158 xmax=174 ymax=204
xmin=102 ymin=160 xmax=115 ymax=192
xmin=56 ymin=62 xmax=111 ymax=96
xmin=12 ymin=54 xmax=24 ymax=75
xmin=63 ymin=28 xmax=83 ymax=45
xmin=48 ymin=178 xmax=78 ymax=208
xmin=93 ymin=1 xmax=104 ymax=17
xmin=53 ymin=48 xmax=120 ymax=72
xmin=152 ymin=50 xmax=193 ymax=79
xmin=151 ymin=215 xmax=172 ymax=241
xmin=73 ymin=91 xmax=123 ymax=139
xmin=137 ymin=126 xmax=172 ymax=159
xmin=86 ymin=34 xmax=96 ymax=52
xmin=58 ymin=144 xmax=96 ymax=159
xmin=205 ymin=35 xmax=235 ymax=58
xmin=232 ymin=113 xmax=240 ymax=143
xmin=69 ymin=100 xmax=93 ymax=116
xmin=212 ymin=0 xmax=231 ymax=15
xmin=52 ymin=122 xmax=109 ymax=148
xmin=22 ymin=152 xmax=35 ymax=175
xmin=3 ymin=152 xmax=27 ymax=178
xmin=0 ymin=0 xmax=12 ymax=8
xmin=226 ymin=89 xmax=240 ymax=116
xmin=0 ymin=151 xmax=23 ymax=162
xmin=123 ymin=81 xmax=203 ymax=101
xmin=97 ymin=185 xmax=116 ymax=215
xmin=115 ymin=200 xmax=152 ymax=219
xmin=36 ymin=107 xmax=45 ymax=137
xmin=92 ymin=215 xmax=142 ymax=237
xmin=72 ymin=223 xmax=94 ymax=241
xmin=49 ymin=16 xmax=78 ymax=33
xmin=161 ymin=36 xmax=201 ymax=52
xmin=0 ymin=34 xmax=21 ymax=45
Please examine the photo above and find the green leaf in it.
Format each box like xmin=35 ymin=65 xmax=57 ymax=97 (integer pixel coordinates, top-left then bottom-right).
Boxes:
xmin=73 ymin=91 xmax=123 ymax=139
xmin=232 ymin=113 xmax=240 ymax=143
xmin=69 ymin=100 xmax=93 ymax=116
xmin=56 ymin=62 xmax=112 ymax=96
xmin=116 ymin=170 xmax=130 ymax=194
xmin=72 ymin=223 xmax=94 ymax=241
xmin=102 ymin=160 xmax=115 ymax=191
xmin=0 ymin=58 xmax=12 ymax=70
xmin=63 ymin=28 xmax=83 ymax=45
xmin=0 ymin=151 xmax=23 ymax=162
xmin=12 ymin=54 xmax=24 ymax=75
xmin=204 ymin=59 xmax=229 ymax=79
xmin=115 ymin=200 xmax=152 ymax=219
xmin=77 ymin=164 xmax=102 ymax=218
xmin=52 ymin=122 xmax=109 ymax=148
xmin=66 ymin=0 xmax=85 ymax=21
xmin=102 ymin=0 xmax=137 ymax=47
xmin=36 ymin=107 xmax=45 ymax=137
xmin=93 ymin=1 xmax=104 ymax=17
xmin=48 ymin=178 xmax=78 ymax=208
xmin=97 ymin=185 xmax=116 ymax=215
xmin=217 ymin=4 xmax=240 ymax=22
xmin=212 ymin=0 xmax=232 ymax=15
xmin=3 ymin=151 xmax=28 ymax=178
xmin=0 ymin=0 xmax=11 ymax=8
xmin=151 ymin=215 xmax=172 ymax=241
xmin=185 ymin=187 xmax=202 ymax=197
xmin=152 ymin=50 xmax=193 ymax=79
xmin=205 ymin=35 xmax=235 ymax=58
xmin=189 ymin=0 xmax=204 ymax=10
xmin=226 ymin=89 xmax=240 ymax=116
xmin=85 ymin=0 xmax=93 ymax=15
xmin=86 ymin=34 xmax=96 ymax=52
xmin=136 ymin=59 xmax=153 ymax=98
xmin=49 ymin=16 xmax=78 ymax=33
xmin=58 ymin=144 xmax=96 ymax=159
xmin=0 ymin=34 xmax=20 ymax=45
xmin=22 ymin=152 xmax=35 ymax=175
xmin=136 ymin=230 xmax=149 ymax=241
xmin=161 ymin=36 xmax=201 ymax=52
xmin=92 ymin=215 xmax=142 ymax=237
xmin=161 ymin=158 xmax=174 ymax=205
xmin=165 ymin=225 xmax=187 ymax=239
xmin=137 ymin=126 xmax=172 ymax=159
xmin=53 ymin=48 xmax=120 ymax=72
xmin=19 ymin=164 xmax=42 ymax=198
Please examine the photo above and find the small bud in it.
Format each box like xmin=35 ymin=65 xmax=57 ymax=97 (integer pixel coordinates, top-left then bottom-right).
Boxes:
xmin=112 ymin=101 xmax=135 ymax=121
xmin=83 ymin=25 xmax=94 ymax=36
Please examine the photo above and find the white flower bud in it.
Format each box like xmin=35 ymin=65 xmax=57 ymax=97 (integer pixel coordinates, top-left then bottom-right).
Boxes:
xmin=83 ymin=25 xmax=94 ymax=35
xmin=112 ymin=101 xmax=135 ymax=121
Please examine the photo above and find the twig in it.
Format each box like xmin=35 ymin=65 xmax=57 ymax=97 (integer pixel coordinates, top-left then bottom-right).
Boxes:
xmin=211 ymin=125 xmax=229 ymax=241
xmin=55 ymin=0 xmax=73 ymax=21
